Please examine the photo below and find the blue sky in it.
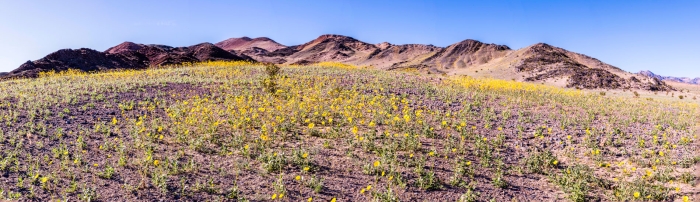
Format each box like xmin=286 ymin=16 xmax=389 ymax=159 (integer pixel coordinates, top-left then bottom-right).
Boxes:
xmin=0 ymin=0 xmax=698 ymax=76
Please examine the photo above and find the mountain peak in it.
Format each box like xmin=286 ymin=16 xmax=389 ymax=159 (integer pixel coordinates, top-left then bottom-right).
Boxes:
xmin=215 ymin=37 xmax=286 ymax=52
xmin=105 ymin=41 xmax=144 ymax=54
xmin=376 ymin=42 xmax=392 ymax=50
xmin=450 ymin=39 xmax=511 ymax=51
xmin=313 ymin=34 xmax=358 ymax=43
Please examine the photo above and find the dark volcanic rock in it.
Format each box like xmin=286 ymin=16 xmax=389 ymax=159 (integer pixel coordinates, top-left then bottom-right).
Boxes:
xmin=6 ymin=48 xmax=148 ymax=78
xmin=2 ymin=42 xmax=255 ymax=79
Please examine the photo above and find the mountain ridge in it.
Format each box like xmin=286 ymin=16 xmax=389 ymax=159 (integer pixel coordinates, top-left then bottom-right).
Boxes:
xmin=638 ymin=70 xmax=700 ymax=85
xmin=1 ymin=34 xmax=674 ymax=91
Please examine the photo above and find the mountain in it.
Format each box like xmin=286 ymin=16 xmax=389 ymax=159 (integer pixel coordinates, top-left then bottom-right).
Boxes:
xmin=2 ymin=34 xmax=674 ymax=91
xmin=638 ymin=70 xmax=700 ymax=85
xmin=243 ymin=35 xmax=671 ymax=91
xmin=2 ymin=42 xmax=252 ymax=79
xmin=421 ymin=39 xmax=510 ymax=70
xmin=215 ymin=37 xmax=286 ymax=52
xmin=7 ymin=48 xmax=149 ymax=78
xmin=214 ymin=37 xmax=286 ymax=62
xmin=505 ymin=43 xmax=670 ymax=91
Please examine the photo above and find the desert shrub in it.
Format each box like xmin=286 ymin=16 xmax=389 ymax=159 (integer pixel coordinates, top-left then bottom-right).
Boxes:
xmin=522 ymin=150 xmax=558 ymax=174
xmin=416 ymin=170 xmax=442 ymax=190
xmin=613 ymin=178 xmax=669 ymax=201
xmin=262 ymin=63 xmax=281 ymax=93
xmin=550 ymin=164 xmax=602 ymax=202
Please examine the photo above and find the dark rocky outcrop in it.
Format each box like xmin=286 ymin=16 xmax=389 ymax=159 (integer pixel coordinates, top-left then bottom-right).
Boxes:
xmin=2 ymin=42 xmax=253 ymax=79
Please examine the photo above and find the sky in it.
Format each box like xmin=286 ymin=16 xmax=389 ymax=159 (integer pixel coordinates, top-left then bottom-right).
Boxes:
xmin=0 ymin=0 xmax=698 ymax=76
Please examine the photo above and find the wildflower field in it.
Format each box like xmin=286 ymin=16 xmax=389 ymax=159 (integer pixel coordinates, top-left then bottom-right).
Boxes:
xmin=0 ymin=61 xmax=698 ymax=201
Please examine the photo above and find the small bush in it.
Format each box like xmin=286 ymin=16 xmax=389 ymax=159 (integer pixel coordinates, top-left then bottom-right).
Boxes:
xmin=416 ymin=170 xmax=442 ymax=190
xmin=550 ymin=164 xmax=602 ymax=202
xmin=522 ymin=150 xmax=558 ymax=174
xmin=613 ymin=178 xmax=670 ymax=201
xmin=262 ymin=63 xmax=281 ymax=94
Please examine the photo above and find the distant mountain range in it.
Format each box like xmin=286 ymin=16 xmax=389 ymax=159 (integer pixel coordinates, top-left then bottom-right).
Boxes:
xmin=1 ymin=34 xmax=675 ymax=91
xmin=637 ymin=70 xmax=700 ymax=85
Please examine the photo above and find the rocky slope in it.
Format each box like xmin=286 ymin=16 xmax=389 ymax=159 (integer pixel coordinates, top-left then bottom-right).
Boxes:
xmin=3 ymin=42 xmax=251 ymax=78
xmin=3 ymin=35 xmax=674 ymax=91
xmin=508 ymin=43 xmax=671 ymax=91
xmin=7 ymin=48 xmax=149 ymax=78
xmin=638 ymin=70 xmax=700 ymax=85
xmin=244 ymin=35 xmax=671 ymax=91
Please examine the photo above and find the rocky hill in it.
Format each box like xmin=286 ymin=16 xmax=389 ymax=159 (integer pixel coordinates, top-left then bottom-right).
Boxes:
xmin=2 ymin=35 xmax=674 ymax=91
xmin=3 ymin=42 xmax=251 ymax=78
xmin=7 ymin=48 xmax=149 ymax=78
xmin=243 ymin=35 xmax=672 ymax=91
xmin=215 ymin=37 xmax=286 ymax=52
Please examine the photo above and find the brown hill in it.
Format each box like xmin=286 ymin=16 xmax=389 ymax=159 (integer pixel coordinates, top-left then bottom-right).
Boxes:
xmin=215 ymin=37 xmax=286 ymax=52
xmin=241 ymin=35 xmax=669 ymax=90
xmin=422 ymin=39 xmax=510 ymax=70
xmin=252 ymin=35 xmax=443 ymax=69
xmin=7 ymin=48 xmax=149 ymax=78
xmin=214 ymin=37 xmax=286 ymax=63
xmin=105 ymin=41 xmax=144 ymax=54
xmin=506 ymin=43 xmax=671 ymax=91
xmin=362 ymin=43 xmax=442 ymax=70
xmin=111 ymin=42 xmax=250 ymax=66
xmin=2 ymin=42 xmax=253 ymax=79
xmin=267 ymin=34 xmax=380 ymax=65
